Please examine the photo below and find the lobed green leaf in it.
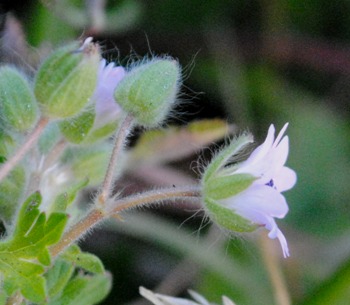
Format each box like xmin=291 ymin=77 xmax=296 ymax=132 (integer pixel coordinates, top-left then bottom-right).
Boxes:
xmin=0 ymin=192 xmax=68 ymax=302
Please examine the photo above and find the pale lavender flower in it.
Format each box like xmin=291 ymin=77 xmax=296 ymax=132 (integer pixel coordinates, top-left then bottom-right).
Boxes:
xmin=92 ymin=59 xmax=125 ymax=129
xmin=221 ymin=123 xmax=296 ymax=257
xmin=140 ymin=287 xmax=237 ymax=305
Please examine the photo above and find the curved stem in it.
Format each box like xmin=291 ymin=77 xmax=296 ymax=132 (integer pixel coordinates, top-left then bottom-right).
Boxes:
xmin=110 ymin=186 xmax=202 ymax=213
xmin=0 ymin=117 xmax=49 ymax=183
xmin=98 ymin=113 xmax=134 ymax=205
xmin=50 ymin=185 xmax=202 ymax=257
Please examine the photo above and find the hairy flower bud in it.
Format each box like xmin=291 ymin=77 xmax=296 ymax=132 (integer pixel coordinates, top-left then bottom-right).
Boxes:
xmin=114 ymin=58 xmax=181 ymax=127
xmin=0 ymin=66 xmax=39 ymax=132
xmin=34 ymin=38 xmax=100 ymax=119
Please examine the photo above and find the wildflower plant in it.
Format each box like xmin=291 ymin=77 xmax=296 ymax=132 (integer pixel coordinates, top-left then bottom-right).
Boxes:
xmin=0 ymin=37 xmax=296 ymax=304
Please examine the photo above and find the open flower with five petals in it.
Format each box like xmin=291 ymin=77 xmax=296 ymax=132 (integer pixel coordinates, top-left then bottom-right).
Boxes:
xmin=202 ymin=123 xmax=296 ymax=257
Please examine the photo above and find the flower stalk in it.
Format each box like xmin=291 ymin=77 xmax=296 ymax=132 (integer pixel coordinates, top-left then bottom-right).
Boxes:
xmin=50 ymin=185 xmax=201 ymax=257
xmin=98 ymin=113 xmax=134 ymax=205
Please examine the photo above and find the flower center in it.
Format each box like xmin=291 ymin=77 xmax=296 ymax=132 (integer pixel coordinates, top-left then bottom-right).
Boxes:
xmin=266 ymin=179 xmax=274 ymax=187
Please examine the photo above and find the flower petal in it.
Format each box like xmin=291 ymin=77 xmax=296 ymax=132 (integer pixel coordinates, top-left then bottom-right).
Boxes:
xmin=140 ymin=288 xmax=200 ymax=305
xmin=273 ymin=167 xmax=297 ymax=192
xmin=273 ymin=122 xmax=289 ymax=147
xmin=93 ymin=60 xmax=126 ymax=128
xmin=224 ymin=185 xmax=289 ymax=218
xmin=237 ymin=124 xmax=275 ymax=170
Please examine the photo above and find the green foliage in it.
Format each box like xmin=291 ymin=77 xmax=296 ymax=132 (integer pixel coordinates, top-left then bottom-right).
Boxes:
xmin=59 ymin=110 xmax=95 ymax=143
xmin=0 ymin=66 xmax=39 ymax=132
xmin=50 ymin=178 xmax=89 ymax=213
xmin=61 ymin=145 xmax=111 ymax=186
xmin=0 ymin=166 xmax=26 ymax=224
xmin=59 ymin=110 xmax=119 ymax=144
xmin=300 ymin=257 xmax=350 ymax=305
xmin=129 ymin=119 xmax=231 ymax=167
xmin=48 ymin=273 xmax=111 ymax=305
xmin=61 ymin=244 xmax=104 ymax=274
xmin=38 ymin=123 xmax=61 ymax=155
xmin=115 ymin=59 xmax=181 ymax=127
xmin=44 ymin=245 xmax=110 ymax=305
xmin=0 ymin=192 xmax=68 ymax=302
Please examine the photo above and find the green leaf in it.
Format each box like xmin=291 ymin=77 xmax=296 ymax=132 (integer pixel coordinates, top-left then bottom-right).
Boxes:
xmin=0 ymin=192 xmax=68 ymax=302
xmin=59 ymin=111 xmax=95 ymax=144
xmin=300 ymin=257 xmax=350 ymax=305
xmin=50 ymin=178 xmax=89 ymax=213
xmin=0 ymin=165 xmax=26 ymax=224
xmin=61 ymin=244 xmax=105 ymax=274
xmin=38 ymin=122 xmax=61 ymax=155
xmin=61 ymin=145 xmax=110 ymax=186
xmin=45 ymin=259 xmax=74 ymax=299
xmin=0 ymin=66 xmax=39 ymax=132
xmin=48 ymin=273 xmax=112 ymax=305
xmin=129 ymin=119 xmax=232 ymax=167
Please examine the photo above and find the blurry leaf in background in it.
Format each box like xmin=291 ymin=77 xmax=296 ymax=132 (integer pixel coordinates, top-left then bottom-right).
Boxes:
xmin=240 ymin=64 xmax=350 ymax=237
xmin=108 ymin=213 xmax=273 ymax=305
xmin=128 ymin=119 xmax=232 ymax=168
xmin=300 ymin=256 xmax=350 ymax=305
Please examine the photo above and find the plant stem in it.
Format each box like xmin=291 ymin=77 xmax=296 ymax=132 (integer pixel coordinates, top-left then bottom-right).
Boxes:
xmin=50 ymin=186 xmax=201 ymax=257
xmin=110 ymin=186 xmax=202 ymax=213
xmin=50 ymin=208 xmax=105 ymax=257
xmin=98 ymin=113 xmax=134 ymax=205
xmin=0 ymin=116 xmax=49 ymax=183
xmin=260 ymin=234 xmax=291 ymax=305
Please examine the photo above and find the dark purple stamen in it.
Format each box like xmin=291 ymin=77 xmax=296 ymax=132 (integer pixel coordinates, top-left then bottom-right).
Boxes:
xmin=266 ymin=179 xmax=274 ymax=187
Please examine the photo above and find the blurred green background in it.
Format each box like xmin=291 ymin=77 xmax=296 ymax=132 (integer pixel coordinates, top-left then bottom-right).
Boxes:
xmin=1 ymin=1 xmax=350 ymax=305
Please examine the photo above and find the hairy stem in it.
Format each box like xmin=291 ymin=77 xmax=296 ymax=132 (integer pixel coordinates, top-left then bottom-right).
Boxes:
xmin=98 ymin=113 xmax=134 ymax=205
xmin=50 ymin=186 xmax=201 ymax=257
xmin=0 ymin=117 xmax=49 ymax=183
xmin=110 ymin=186 xmax=202 ymax=214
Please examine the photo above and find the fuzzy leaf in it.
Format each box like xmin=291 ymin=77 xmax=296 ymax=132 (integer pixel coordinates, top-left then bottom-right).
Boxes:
xmin=0 ymin=165 xmax=26 ymax=224
xmin=50 ymin=178 xmax=89 ymax=213
xmin=48 ymin=273 xmax=111 ymax=305
xmin=0 ymin=192 xmax=68 ymax=302
xmin=61 ymin=244 xmax=105 ymax=274
xmin=45 ymin=259 xmax=74 ymax=299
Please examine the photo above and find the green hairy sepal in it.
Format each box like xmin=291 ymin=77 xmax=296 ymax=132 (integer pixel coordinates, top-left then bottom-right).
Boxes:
xmin=34 ymin=41 xmax=100 ymax=119
xmin=114 ymin=58 xmax=181 ymax=127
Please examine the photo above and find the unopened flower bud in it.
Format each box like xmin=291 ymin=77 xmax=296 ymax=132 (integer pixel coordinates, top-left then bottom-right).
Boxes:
xmin=34 ymin=38 xmax=100 ymax=119
xmin=114 ymin=58 xmax=181 ymax=127
xmin=0 ymin=66 xmax=39 ymax=132
xmin=59 ymin=59 xmax=125 ymax=144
